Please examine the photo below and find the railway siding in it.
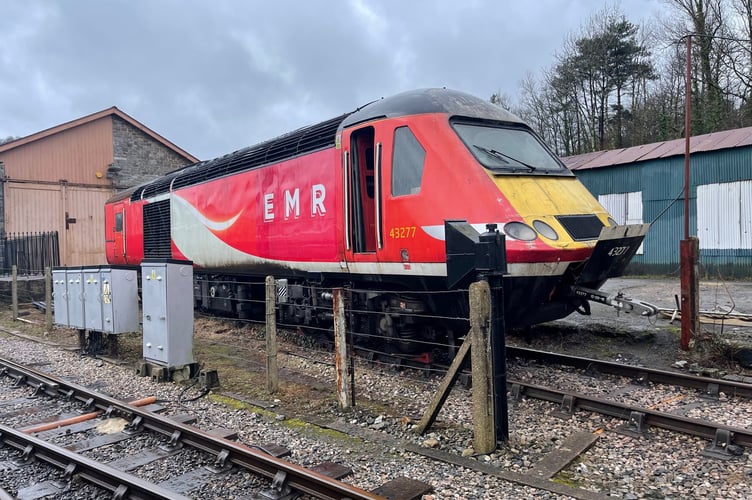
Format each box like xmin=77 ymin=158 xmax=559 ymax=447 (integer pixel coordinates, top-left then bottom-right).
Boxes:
xmin=0 ymin=354 xmax=427 ymax=499
xmin=2 ymin=275 xmax=752 ymax=498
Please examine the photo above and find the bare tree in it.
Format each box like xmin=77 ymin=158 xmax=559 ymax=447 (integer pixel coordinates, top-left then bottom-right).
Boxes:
xmin=0 ymin=136 xmax=19 ymax=146
xmin=510 ymin=0 xmax=752 ymax=155
xmin=722 ymin=0 xmax=752 ymax=124
xmin=662 ymin=0 xmax=731 ymax=133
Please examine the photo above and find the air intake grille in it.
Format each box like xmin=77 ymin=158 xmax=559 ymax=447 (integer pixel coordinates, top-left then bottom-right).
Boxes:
xmin=168 ymin=114 xmax=350 ymax=193
xmin=143 ymin=200 xmax=172 ymax=258
xmin=555 ymin=215 xmax=604 ymax=241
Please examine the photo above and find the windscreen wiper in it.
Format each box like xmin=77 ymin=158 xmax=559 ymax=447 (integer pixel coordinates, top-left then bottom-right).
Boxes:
xmin=472 ymin=144 xmax=536 ymax=172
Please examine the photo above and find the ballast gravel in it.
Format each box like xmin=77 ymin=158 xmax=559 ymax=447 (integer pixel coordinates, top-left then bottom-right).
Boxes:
xmin=1 ymin=330 xmax=752 ymax=499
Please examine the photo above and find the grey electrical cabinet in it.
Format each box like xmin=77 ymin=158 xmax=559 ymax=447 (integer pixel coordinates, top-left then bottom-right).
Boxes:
xmin=83 ymin=267 xmax=104 ymax=331
xmin=100 ymin=267 xmax=139 ymax=334
xmin=52 ymin=267 xmax=69 ymax=326
xmin=66 ymin=267 xmax=86 ymax=329
xmin=53 ymin=266 xmax=140 ymax=333
xmin=141 ymin=259 xmax=194 ymax=367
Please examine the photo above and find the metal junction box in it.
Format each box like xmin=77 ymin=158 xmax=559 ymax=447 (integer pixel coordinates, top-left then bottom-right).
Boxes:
xmin=83 ymin=267 xmax=104 ymax=331
xmin=52 ymin=267 xmax=69 ymax=326
xmin=141 ymin=259 xmax=194 ymax=367
xmin=66 ymin=267 xmax=86 ymax=329
xmin=53 ymin=266 xmax=139 ymax=334
xmin=100 ymin=267 xmax=139 ymax=334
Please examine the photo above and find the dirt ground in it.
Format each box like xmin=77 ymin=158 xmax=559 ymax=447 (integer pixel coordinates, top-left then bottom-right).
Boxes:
xmin=516 ymin=277 xmax=752 ymax=375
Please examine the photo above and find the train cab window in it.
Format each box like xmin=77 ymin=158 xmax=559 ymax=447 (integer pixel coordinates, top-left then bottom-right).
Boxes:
xmin=114 ymin=212 xmax=123 ymax=232
xmin=392 ymin=127 xmax=425 ymax=196
xmin=452 ymin=121 xmax=570 ymax=175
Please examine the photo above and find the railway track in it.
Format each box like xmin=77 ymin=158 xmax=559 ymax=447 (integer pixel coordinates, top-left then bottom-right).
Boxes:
xmin=299 ymin=327 xmax=752 ymax=456
xmin=0 ymin=356 xmax=431 ymax=500
xmin=371 ymin=343 xmax=751 ymax=499
xmin=508 ymin=345 xmax=752 ymax=399
xmin=3 ymin=313 xmax=751 ymax=498
xmin=505 ymin=345 xmax=752 ymax=453
xmin=302 ymin=336 xmax=750 ymax=497
xmin=426 ymin=344 xmax=752 ymax=457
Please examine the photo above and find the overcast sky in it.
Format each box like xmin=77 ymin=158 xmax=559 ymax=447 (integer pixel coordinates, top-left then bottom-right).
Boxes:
xmin=1 ymin=0 xmax=668 ymax=160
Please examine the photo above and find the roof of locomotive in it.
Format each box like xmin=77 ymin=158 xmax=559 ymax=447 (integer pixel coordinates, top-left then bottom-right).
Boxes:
xmin=341 ymin=88 xmax=524 ymax=128
xmin=108 ymin=88 xmax=524 ymax=203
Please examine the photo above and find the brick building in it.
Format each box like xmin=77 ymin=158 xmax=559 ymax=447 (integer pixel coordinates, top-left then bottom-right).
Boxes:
xmin=0 ymin=107 xmax=197 ymax=268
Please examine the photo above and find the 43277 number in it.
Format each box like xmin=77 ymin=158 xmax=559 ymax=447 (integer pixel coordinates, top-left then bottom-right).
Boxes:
xmin=389 ymin=226 xmax=416 ymax=239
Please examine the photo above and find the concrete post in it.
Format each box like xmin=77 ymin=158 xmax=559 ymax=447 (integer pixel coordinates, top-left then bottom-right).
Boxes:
xmin=265 ymin=276 xmax=278 ymax=394
xmin=333 ymin=288 xmax=353 ymax=408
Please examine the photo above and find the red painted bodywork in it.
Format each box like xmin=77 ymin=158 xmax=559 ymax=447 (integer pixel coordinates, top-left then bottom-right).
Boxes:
xmin=172 ymin=149 xmax=341 ymax=264
xmin=106 ymin=113 xmax=590 ymax=273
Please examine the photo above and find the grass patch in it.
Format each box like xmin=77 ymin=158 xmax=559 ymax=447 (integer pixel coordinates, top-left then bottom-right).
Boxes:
xmin=551 ymin=471 xmax=586 ymax=488
xmin=282 ymin=417 xmax=362 ymax=444
xmin=206 ymin=393 xmax=363 ymax=446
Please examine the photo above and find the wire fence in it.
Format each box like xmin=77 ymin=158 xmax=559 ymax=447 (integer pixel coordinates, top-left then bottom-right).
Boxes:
xmin=13 ymin=268 xmax=499 ymax=443
xmin=19 ymin=269 xmax=478 ymax=382
xmin=16 ymin=270 xmax=480 ymax=371
xmin=207 ymin=278 xmax=471 ymax=359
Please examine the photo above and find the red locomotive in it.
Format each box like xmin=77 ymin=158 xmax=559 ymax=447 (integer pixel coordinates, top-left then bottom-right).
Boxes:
xmin=105 ymin=88 xmax=650 ymax=347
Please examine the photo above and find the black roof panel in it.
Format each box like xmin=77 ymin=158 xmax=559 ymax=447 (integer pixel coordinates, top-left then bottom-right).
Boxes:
xmin=341 ymin=88 xmax=523 ymax=128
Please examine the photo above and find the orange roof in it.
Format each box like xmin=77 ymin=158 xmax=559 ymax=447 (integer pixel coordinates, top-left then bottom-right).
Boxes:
xmin=0 ymin=106 xmax=199 ymax=162
xmin=561 ymin=126 xmax=752 ymax=171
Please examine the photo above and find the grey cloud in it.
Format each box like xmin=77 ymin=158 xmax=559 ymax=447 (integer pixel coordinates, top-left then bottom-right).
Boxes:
xmin=0 ymin=0 xmax=665 ymax=159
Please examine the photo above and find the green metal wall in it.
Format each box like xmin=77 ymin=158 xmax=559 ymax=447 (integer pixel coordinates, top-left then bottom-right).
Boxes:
xmin=574 ymin=148 xmax=752 ymax=277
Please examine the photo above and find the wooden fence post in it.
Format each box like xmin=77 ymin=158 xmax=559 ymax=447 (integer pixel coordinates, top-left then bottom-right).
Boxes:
xmin=45 ymin=267 xmax=53 ymax=332
xmin=333 ymin=288 xmax=353 ymax=409
xmin=414 ymin=333 xmax=471 ymax=435
xmin=11 ymin=265 xmax=18 ymax=320
xmin=470 ymin=280 xmax=495 ymax=454
xmin=265 ymin=276 xmax=279 ymax=394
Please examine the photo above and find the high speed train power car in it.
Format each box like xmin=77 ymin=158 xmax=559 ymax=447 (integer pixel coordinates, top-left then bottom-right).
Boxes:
xmin=105 ymin=88 xmax=653 ymax=349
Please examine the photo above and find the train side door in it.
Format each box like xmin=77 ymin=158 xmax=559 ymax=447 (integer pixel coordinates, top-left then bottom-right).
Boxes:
xmin=106 ymin=201 xmax=127 ymax=263
xmin=343 ymin=126 xmax=384 ymax=262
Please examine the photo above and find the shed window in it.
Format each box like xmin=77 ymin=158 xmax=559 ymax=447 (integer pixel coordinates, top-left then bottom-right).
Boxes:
xmin=697 ymin=181 xmax=752 ymax=249
xmin=392 ymin=127 xmax=425 ymax=196
xmin=599 ymin=192 xmax=644 ymax=254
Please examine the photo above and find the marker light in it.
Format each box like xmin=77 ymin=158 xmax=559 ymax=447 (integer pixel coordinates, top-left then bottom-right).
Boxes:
xmin=504 ymin=221 xmax=537 ymax=241
xmin=533 ymin=220 xmax=559 ymax=240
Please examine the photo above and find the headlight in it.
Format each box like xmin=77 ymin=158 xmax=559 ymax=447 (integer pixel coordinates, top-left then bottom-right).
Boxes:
xmin=533 ymin=220 xmax=559 ymax=240
xmin=504 ymin=221 xmax=537 ymax=241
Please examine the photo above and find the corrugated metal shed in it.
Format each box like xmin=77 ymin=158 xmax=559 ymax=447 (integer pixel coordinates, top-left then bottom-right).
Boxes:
xmin=0 ymin=108 xmax=197 ymax=267
xmin=563 ymin=127 xmax=752 ymax=171
xmin=564 ymin=127 xmax=752 ymax=277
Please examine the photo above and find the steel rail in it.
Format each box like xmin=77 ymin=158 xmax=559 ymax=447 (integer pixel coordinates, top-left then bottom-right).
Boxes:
xmin=0 ymin=424 xmax=190 ymax=500
xmin=508 ymin=345 xmax=752 ymax=399
xmin=0 ymin=357 xmax=383 ymax=500
xmin=509 ymin=379 xmax=752 ymax=447
xmin=0 ymin=361 xmax=62 ymax=399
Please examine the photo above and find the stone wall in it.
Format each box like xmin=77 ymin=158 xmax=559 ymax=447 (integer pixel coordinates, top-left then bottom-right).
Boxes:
xmin=110 ymin=117 xmax=195 ymax=189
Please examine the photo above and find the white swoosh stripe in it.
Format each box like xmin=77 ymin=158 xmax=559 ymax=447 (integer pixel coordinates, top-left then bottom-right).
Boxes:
xmin=172 ymin=193 xmax=242 ymax=231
